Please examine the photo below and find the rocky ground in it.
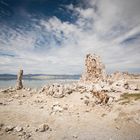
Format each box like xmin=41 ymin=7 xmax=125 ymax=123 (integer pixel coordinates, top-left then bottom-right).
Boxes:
xmin=0 ymin=79 xmax=140 ymax=140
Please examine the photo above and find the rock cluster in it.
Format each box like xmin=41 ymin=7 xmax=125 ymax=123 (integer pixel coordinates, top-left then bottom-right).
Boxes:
xmin=108 ymin=71 xmax=140 ymax=81
xmin=0 ymin=123 xmax=50 ymax=139
xmin=39 ymin=83 xmax=76 ymax=98
xmin=51 ymin=102 xmax=64 ymax=114
xmin=80 ymin=54 xmax=106 ymax=83
xmin=39 ymin=77 xmax=138 ymax=104
xmin=108 ymin=71 xmax=131 ymax=81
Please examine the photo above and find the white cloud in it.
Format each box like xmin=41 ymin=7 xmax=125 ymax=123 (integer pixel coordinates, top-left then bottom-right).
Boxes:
xmin=0 ymin=0 xmax=140 ymax=74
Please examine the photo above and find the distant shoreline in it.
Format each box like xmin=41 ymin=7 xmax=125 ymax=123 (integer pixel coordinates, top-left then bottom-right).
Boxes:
xmin=0 ymin=74 xmax=81 ymax=81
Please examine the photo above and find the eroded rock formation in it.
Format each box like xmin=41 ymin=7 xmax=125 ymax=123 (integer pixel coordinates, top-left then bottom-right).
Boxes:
xmin=80 ymin=54 xmax=106 ymax=83
xmin=16 ymin=69 xmax=23 ymax=90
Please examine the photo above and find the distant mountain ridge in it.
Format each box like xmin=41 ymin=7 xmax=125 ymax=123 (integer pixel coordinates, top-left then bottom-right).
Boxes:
xmin=0 ymin=74 xmax=81 ymax=80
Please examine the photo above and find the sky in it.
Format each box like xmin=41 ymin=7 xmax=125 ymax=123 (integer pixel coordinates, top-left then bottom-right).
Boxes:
xmin=0 ymin=0 xmax=140 ymax=74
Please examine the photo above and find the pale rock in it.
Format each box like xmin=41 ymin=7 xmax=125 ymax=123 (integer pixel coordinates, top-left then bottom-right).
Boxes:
xmin=27 ymin=88 xmax=31 ymax=91
xmin=14 ymin=126 xmax=23 ymax=132
xmin=85 ymin=84 xmax=94 ymax=92
xmin=129 ymin=85 xmax=138 ymax=90
xmin=52 ymin=84 xmax=65 ymax=98
xmin=37 ymin=124 xmax=49 ymax=132
xmin=53 ymin=101 xmax=59 ymax=105
xmin=47 ymin=85 xmax=54 ymax=95
xmin=78 ymin=88 xmax=86 ymax=93
xmin=108 ymin=96 xmax=115 ymax=104
xmin=14 ymin=94 xmax=20 ymax=98
xmin=32 ymin=88 xmax=37 ymax=93
xmin=52 ymin=104 xmax=63 ymax=113
xmin=93 ymin=84 xmax=102 ymax=92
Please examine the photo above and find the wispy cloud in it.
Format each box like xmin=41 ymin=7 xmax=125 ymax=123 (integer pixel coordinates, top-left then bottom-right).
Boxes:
xmin=0 ymin=0 xmax=140 ymax=74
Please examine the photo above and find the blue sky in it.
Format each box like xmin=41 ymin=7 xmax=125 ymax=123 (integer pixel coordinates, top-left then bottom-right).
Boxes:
xmin=0 ymin=0 xmax=140 ymax=74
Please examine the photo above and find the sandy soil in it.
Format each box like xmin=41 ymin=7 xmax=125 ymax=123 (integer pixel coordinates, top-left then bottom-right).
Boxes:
xmin=0 ymin=85 xmax=140 ymax=140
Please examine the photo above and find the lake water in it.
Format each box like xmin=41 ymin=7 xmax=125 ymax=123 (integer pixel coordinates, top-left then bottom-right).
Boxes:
xmin=0 ymin=79 xmax=79 ymax=89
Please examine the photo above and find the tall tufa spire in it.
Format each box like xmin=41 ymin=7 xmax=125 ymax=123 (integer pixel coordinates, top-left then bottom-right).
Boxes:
xmin=16 ymin=69 xmax=23 ymax=90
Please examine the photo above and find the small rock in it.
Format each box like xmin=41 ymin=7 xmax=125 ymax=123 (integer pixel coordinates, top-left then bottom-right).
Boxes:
xmin=7 ymin=131 xmax=12 ymax=134
xmin=7 ymin=99 xmax=13 ymax=102
xmin=0 ymin=132 xmax=4 ymax=135
xmin=18 ymin=131 xmax=26 ymax=136
xmin=5 ymin=125 xmax=15 ymax=132
xmin=21 ymin=132 xmax=31 ymax=139
xmin=12 ymin=132 xmax=16 ymax=135
xmin=85 ymin=109 xmax=90 ymax=112
xmin=27 ymin=88 xmax=31 ymax=91
xmin=116 ymin=126 xmax=120 ymax=130
xmin=52 ymin=104 xmax=63 ymax=113
xmin=84 ymin=100 xmax=89 ymax=106
xmin=0 ymin=101 xmax=6 ymax=106
xmin=38 ymin=124 xmax=49 ymax=132
xmin=22 ymin=94 xmax=26 ymax=97
xmin=26 ymin=124 xmax=30 ymax=127
xmin=18 ymin=133 xmax=23 ymax=137
xmin=18 ymin=100 xmax=23 ymax=105
xmin=129 ymin=85 xmax=138 ymax=90
xmin=0 ymin=123 xmax=4 ymax=130
xmin=73 ymin=135 xmax=78 ymax=139
xmin=85 ymin=95 xmax=89 ymax=99
xmin=0 ymin=123 xmax=4 ymax=128
xmin=63 ymin=107 xmax=68 ymax=110
xmin=25 ymin=133 xmax=31 ymax=139
xmin=53 ymin=102 xmax=59 ymax=105
xmin=40 ymin=106 xmax=44 ymax=109
xmin=14 ymin=126 xmax=23 ymax=132
xmin=108 ymin=96 xmax=115 ymax=104
xmin=14 ymin=94 xmax=20 ymax=98
xmin=101 ymin=113 xmax=106 ymax=117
